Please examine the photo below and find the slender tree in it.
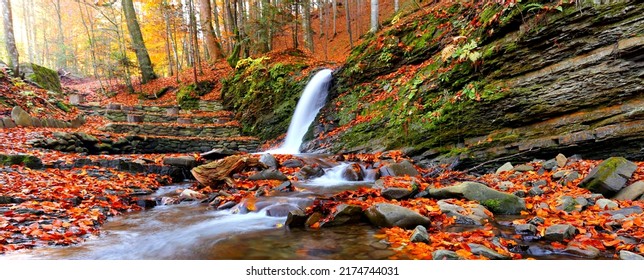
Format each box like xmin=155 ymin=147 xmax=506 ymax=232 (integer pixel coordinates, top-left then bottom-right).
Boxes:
xmin=51 ymin=0 xmax=67 ymax=69
xmin=370 ymin=0 xmax=378 ymax=33
xmin=0 ymin=0 xmax=19 ymax=76
xmin=345 ymin=0 xmax=353 ymax=48
xmin=302 ymin=0 xmax=313 ymax=52
xmin=199 ymin=0 xmax=224 ymax=61
xmin=394 ymin=0 xmax=399 ymax=12
xmin=122 ymin=0 xmax=157 ymax=83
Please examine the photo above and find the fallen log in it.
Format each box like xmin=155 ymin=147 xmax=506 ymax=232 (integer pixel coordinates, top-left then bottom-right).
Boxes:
xmin=191 ymin=155 xmax=266 ymax=187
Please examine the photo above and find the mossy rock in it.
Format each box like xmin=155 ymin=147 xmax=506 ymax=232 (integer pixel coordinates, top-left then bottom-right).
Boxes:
xmin=19 ymin=63 xmax=62 ymax=93
xmin=429 ymin=181 xmax=526 ymax=214
xmin=177 ymin=81 xmax=214 ymax=110
xmin=579 ymin=157 xmax=637 ymax=196
xmin=0 ymin=154 xmax=43 ymax=169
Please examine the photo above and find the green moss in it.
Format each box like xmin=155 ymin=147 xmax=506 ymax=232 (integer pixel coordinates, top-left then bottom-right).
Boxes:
xmin=176 ymin=81 xmax=214 ymax=110
xmin=55 ymin=101 xmax=71 ymax=113
xmin=24 ymin=63 xmax=62 ymax=93
xmin=0 ymin=154 xmax=43 ymax=169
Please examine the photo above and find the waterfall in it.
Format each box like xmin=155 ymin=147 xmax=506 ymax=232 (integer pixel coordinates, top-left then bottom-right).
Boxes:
xmin=266 ymin=69 xmax=333 ymax=154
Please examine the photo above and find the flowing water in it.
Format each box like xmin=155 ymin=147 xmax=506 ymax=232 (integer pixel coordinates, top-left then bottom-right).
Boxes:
xmin=266 ymin=69 xmax=333 ymax=154
xmin=1 ymin=160 xmax=395 ymax=260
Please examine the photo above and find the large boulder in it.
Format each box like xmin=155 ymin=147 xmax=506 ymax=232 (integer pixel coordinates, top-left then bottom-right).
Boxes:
xmin=19 ymin=63 xmax=62 ymax=92
xmin=379 ymin=160 xmax=419 ymax=177
xmin=11 ymin=106 xmax=33 ymax=127
xmin=296 ymin=165 xmax=325 ymax=180
xmin=365 ymin=203 xmax=430 ymax=229
xmin=437 ymin=200 xmax=491 ymax=225
xmin=341 ymin=163 xmax=364 ymax=181
xmin=248 ymin=169 xmax=288 ymax=181
xmin=259 ymin=153 xmax=279 ymax=169
xmin=613 ymin=181 xmax=644 ymax=201
xmin=579 ymin=157 xmax=637 ymax=196
xmin=1 ymin=117 xmax=15 ymax=128
xmin=0 ymin=154 xmax=43 ymax=169
xmin=429 ymin=182 xmax=526 ymax=214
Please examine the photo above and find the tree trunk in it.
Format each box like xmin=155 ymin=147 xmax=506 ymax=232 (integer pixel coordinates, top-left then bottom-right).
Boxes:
xmin=292 ymin=0 xmax=299 ymax=49
xmin=394 ymin=0 xmax=399 ymax=12
xmin=345 ymin=0 xmax=353 ymax=48
xmin=199 ymin=0 xmax=224 ymax=61
xmin=52 ymin=0 xmax=67 ymax=69
xmin=212 ymin=0 xmax=222 ymax=40
xmin=332 ymin=0 xmax=337 ymax=35
xmin=0 ymin=0 xmax=19 ymax=77
xmin=22 ymin=0 xmax=34 ymax=63
xmin=122 ymin=0 xmax=157 ymax=83
xmin=162 ymin=1 xmax=175 ymax=76
xmin=188 ymin=0 xmax=199 ymax=83
xmin=302 ymin=0 xmax=313 ymax=52
xmin=370 ymin=0 xmax=378 ymax=33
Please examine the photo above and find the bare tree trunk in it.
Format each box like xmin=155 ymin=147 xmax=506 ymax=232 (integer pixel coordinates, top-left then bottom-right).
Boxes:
xmin=1 ymin=0 xmax=19 ymax=76
xmin=292 ymin=0 xmax=299 ymax=49
xmin=51 ymin=0 xmax=66 ymax=69
xmin=162 ymin=1 xmax=175 ymax=76
xmin=394 ymin=0 xmax=399 ymax=12
xmin=199 ymin=0 xmax=224 ymax=61
xmin=122 ymin=0 xmax=157 ymax=83
xmin=302 ymin=0 xmax=313 ymax=52
xmin=21 ymin=0 xmax=34 ymax=63
xmin=370 ymin=0 xmax=378 ymax=33
xmin=332 ymin=0 xmax=336 ymax=35
xmin=77 ymin=1 xmax=105 ymax=94
xmin=345 ymin=0 xmax=353 ymax=48
xmin=188 ymin=0 xmax=199 ymax=83
xmin=212 ymin=0 xmax=222 ymax=40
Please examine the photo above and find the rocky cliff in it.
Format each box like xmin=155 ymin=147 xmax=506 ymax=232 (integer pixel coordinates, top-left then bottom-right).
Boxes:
xmin=304 ymin=0 xmax=643 ymax=168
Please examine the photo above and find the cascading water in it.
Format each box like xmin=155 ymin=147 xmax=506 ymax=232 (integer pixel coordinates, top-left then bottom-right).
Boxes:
xmin=266 ymin=69 xmax=333 ymax=154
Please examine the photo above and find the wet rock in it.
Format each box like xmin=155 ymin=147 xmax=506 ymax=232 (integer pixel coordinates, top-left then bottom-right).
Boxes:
xmin=542 ymin=159 xmax=557 ymax=170
xmin=601 ymin=206 xmax=642 ymax=217
xmin=409 ymin=225 xmax=429 ymax=243
xmin=217 ymin=201 xmax=237 ymax=210
xmin=365 ymin=203 xmax=430 ymax=229
xmin=437 ymin=200 xmax=491 ymax=225
xmin=276 ymin=181 xmax=295 ymax=192
xmin=0 ymin=154 xmax=43 ymax=169
xmin=544 ymin=224 xmax=578 ymax=242
xmin=531 ymin=180 xmax=547 ymax=188
xmin=619 ymin=251 xmax=644 ymax=260
xmin=324 ymin=204 xmax=363 ymax=226
xmin=513 ymin=164 xmax=534 ymax=172
xmin=556 ymin=154 xmax=568 ymax=168
xmin=556 ymin=196 xmax=580 ymax=213
xmin=259 ymin=153 xmax=279 ymax=169
xmin=266 ymin=204 xmax=300 ymax=217
xmin=379 ymin=160 xmax=419 ymax=177
xmin=285 ymin=209 xmax=307 ymax=227
xmin=381 ymin=188 xmax=413 ymax=200
xmin=342 ymin=163 xmax=364 ymax=181
xmin=495 ymin=162 xmax=513 ymax=174
xmin=163 ymin=156 xmax=197 ymax=169
xmin=527 ymin=245 xmax=553 ymax=256
xmin=0 ymin=196 xmax=12 ymax=204
xmin=515 ymin=224 xmax=537 ymax=235
xmin=296 ymin=165 xmax=325 ymax=180
xmin=179 ymin=189 xmax=205 ymax=200
xmin=429 ymin=181 xmax=526 ymax=215
xmin=282 ymin=159 xmax=304 ymax=168
xmin=528 ymin=216 xmax=545 ymax=225
xmin=528 ymin=186 xmax=545 ymax=196
xmin=200 ymin=148 xmax=239 ymax=160
xmin=432 ymin=250 xmax=461 ymax=260
xmin=579 ymin=157 xmax=637 ymax=196
xmin=160 ymin=197 xmax=180 ymax=205
xmin=372 ymin=179 xmax=386 ymax=189
xmin=562 ymin=171 xmax=580 ymax=186
xmin=613 ymin=181 xmax=644 ymax=201
xmin=305 ymin=212 xmax=323 ymax=227
xmin=595 ymin=198 xmax=619 ymax=210
xmin=136 ymin=199 xmax=157 ymax=208
xmin=468 ymin=243 xmax=511 ymax=260
xmin=248 ymin=169 xmax=288 ymax=181
xmin=564 ymin=242 xmax=600 ymax=258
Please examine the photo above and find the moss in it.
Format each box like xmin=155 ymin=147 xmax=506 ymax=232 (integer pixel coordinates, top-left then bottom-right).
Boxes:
xmin=0 ymin=154 xmax=43 ymax=169
xmin=55 ymin=101 xmax=71 ymax=113
xmin=176 ymin=81 xmax=214 ymax=110
xmin=24 ymin=63 xmax=62 ymax=93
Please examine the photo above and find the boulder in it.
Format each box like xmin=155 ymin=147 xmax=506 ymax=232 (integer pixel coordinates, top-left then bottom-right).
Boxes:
xmin=381 ymin=187 xmax=414 ymax=200
xmin=543 ymin=224 xmax=578 ymax=241
xmin=468 ymin=243 xmax=511 ymax=260
xmin=379 ymin=160 xmax=419 ymax=177
xmin=11 ymin=106 xmax=33 ymax=127
xmin=365 ymin=203 xmax=430 ymax=229
xmin=32 ymin=118 xmax=42 ymax=127
xmin=495 ymin=162 xmax=513 ymax=174
xmin=0 ymin=154 xmax=43 ymax=169
xmin=409 ymin=225 xmax=429 ymax=243
xmin=282 ymin=159 xmax=304 ymax=168
xmin=542 ymin=159 xmax=557 ymax=170
xmin=432 ymin=250 xmax=461 ymax=260
xmin=437 ymin=200 xmax=491 ymax=225
xmin=296 ymin=165 xmax=325 ymax=180
xmin=2 ymin=118 xmax=15 ymax=128
xmin=19 ymin=63 xmax=62 ymax=92
xmin=259 ymin=153 xmax=279 ymax=169
xmin=619 ymin=251 xmax=644 ymax=260
xmin=342 ymin=163 xmax=364 ymax=181
xmin=163 ymin=156 xmax=198 ymax=169
xmin=613 ymin=181 xmax=644 ymax=201
xmin=514 ymin=223 xmax=537 ymax=235
xmin=248 ymin=169 xmax=288 ymax=181
xmin=265 ymin=204 xmax=300 ymax=217
xmin=429 ymin=182 xmax=526 ymax=215
xmin=285 ymin=209 xmax=308 ymax=227
xmin=323 ymin=204 xmax=363 ymax=226
xmin=579 ymin=157 xmax=637 ymax=196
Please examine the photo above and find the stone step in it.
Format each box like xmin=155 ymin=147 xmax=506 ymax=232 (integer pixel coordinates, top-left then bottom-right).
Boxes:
xmin=78 ymin=100 xmax=225 ymax=114
xmin=100 ymin=122 xmax=242 ymax=138
xmin=80 ymin=108 xmax=234 ymax=124
xmin=29 ymin=132 xmax=260 ymax=154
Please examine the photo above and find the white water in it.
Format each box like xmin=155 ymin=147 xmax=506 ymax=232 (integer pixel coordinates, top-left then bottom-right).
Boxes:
xmin=266 ymin=69 xmax=333 ymax=154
